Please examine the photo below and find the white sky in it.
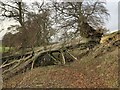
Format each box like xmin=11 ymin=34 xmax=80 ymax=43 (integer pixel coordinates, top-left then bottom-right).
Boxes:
xmin=106 ymin=0 xmax=119 ymax=32
xmin=0 ymin=0 xmax=119 ymax=40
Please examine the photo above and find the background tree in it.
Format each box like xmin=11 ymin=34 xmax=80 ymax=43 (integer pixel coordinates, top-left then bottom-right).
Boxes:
xmin=52 ymin=1 xmax=109 ymax=42
xmin=0 ymin=0 xmax=28 ymax=53
xmin=1 ymin=1 xmax=56 ymax=54
xmin=25 ymin=1 xmax=55 ymax=47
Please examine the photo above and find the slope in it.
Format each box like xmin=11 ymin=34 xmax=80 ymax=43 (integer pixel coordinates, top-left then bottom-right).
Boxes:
xmin=3 ymin=31 xmax=119 ymax=88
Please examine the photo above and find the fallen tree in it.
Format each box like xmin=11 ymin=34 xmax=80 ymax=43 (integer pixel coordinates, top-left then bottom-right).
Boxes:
xmin=1 ymin=41 xmax=81 ymax=80
xmin=1 ymin=37 xmax=100 ymax=80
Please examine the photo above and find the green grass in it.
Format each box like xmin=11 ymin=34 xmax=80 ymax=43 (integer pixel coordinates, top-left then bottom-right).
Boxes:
xmin=0 ymin=46 xmax=10 ymax=53
xmin=0 ymin=47 xmax=2 ymax=52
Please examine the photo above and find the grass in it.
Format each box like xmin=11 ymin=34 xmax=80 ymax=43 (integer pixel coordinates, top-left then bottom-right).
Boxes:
xmin=0 ymin=46 xmax=10 ymax=53
xmin=0 ymin=47 xmax=2 ymax=52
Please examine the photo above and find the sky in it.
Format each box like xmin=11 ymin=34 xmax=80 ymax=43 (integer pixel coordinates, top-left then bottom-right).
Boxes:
xmin=106 ymin=0 xmax=119 ymax=32
xmin=0 ymin=0 xmax=119 ymax=40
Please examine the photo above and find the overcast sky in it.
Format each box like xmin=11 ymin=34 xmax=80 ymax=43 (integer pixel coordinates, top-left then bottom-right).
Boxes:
xmin=106 ymin=0 xmax=119 ymax=32
xmin=0 ymin=0 xmax=119 ymax=40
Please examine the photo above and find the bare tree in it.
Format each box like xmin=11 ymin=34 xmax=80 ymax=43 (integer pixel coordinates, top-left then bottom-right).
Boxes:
xmin=52 ymin=1 xmax=109 ymax=42
xmin=0 ymin=0 xmax=28 ymax=53
xmin=1 ymin=1 xmax=56 ymax=53
xmin=26 ymin=1 xmax=53 ymax=46
xmin=0 ymin=1 xmax=56 ymax=53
